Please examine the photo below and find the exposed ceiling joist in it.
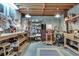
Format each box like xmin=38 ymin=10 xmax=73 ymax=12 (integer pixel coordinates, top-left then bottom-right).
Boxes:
xmin=16 ymin=3 xmax=76 ymax=16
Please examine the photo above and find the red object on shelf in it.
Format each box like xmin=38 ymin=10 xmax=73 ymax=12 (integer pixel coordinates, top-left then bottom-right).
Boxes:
xmin=11 ymin=27 xmax=16 ymax=33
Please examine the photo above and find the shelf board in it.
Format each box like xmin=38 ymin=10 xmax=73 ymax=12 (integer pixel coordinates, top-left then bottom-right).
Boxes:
xmin=0 ymin=32 xmax=26 ymax=41
xmin=18 ymin=37 xmax=26 ymax=45
xmin=8 ymin=52 xmax=17 ymax=56
xmin=67 ymin=38 xmax=79 ymax=43
xmin=0 ymin=20 xmax=6 ymax=24
xmin=0 ymin=43 xmax=10 ymax=47
xmin=6 ymin=48 xmax=13 ymax=52
xmin=0 ymin=35 xmax=17 ymax=42
xmin=18 ymin=42 xmax=29 ymax=53
xmin=72 ymin=44 xmax=78 ymax=48
xmin=65 ymin=15 xmax=79 ymax=22
xmin=7 ymin=52 xmax=11 ymax=56
xmin=0 ymin=50 xmax=4 ymax=55
xmin=69 ymin=15 xmax=79 ymax=20
xmin=66 ymin=45 xmax=79 ymax=55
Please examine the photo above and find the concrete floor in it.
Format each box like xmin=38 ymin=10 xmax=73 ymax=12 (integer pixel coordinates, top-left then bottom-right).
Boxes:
xmin=23 ymin=41 xmax=78 ymax=56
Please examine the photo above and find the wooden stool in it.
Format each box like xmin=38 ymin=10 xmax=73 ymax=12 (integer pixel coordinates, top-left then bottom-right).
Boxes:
xmin=46 ymin=32 xmax=53 ymax=44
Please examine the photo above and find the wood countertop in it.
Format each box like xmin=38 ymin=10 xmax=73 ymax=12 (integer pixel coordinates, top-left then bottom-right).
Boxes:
xmin=64 ymin=33 xmax=79 ymax=42
xmin=0 ymin=32 xmax=27 ymax=41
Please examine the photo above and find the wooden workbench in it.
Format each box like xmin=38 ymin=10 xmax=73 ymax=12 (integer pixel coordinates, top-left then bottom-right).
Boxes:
xmin=64 ymin=33 xmax=79 ymax=55
xmin=0 ymin=32 xmax=29 ymax=56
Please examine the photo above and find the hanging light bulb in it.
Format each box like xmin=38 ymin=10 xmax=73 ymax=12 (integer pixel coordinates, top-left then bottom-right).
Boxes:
xmin=25 ymin=14 xmax=31 ymax=18
xmin=54 ymin=8 xmax=61 ymax=18
xmin=25 ymin=8 xmax=31 ymax=18
xmin=55 ymin=13 xmax=61 ymax=18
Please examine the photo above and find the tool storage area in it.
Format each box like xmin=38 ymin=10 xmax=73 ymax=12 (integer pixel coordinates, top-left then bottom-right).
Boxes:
xmin=0 ymin=32 xmax=29 ymax=56
xmin=0 ymin=3 xmax=79 ymax=56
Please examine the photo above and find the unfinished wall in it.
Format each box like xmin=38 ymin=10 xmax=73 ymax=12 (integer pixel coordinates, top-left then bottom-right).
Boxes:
xmin=31 ymin=16 xmax=63 ymax=30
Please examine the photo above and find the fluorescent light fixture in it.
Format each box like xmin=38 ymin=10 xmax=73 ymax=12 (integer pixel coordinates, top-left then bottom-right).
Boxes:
xmin=55 ymin=14 xmax=61 ymax=18
xmin=25 ymin=14 xmax=31 ymax=18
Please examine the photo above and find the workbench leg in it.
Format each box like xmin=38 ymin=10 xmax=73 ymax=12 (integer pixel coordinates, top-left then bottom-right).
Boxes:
xmin=3 ymin=47 xmax=6 ymax=56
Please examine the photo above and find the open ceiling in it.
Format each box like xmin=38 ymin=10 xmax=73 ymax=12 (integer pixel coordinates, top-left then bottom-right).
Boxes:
xmin=16 ymin=3 xmax=76 ymax=16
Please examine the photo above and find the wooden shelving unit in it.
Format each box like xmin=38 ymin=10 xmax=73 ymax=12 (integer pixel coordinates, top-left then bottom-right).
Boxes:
xmin=18 ymin=42 xmax=29 ymax=55
xmin=0 ymin=32 xmax=29 ymax=56
xmin=65 ymin=15 xmax=79 ymax=22
xmin=46 ymin=32 xmax=55 ymax=45
xmin=69 ymin=15 xmax=79 ymax=21
xmin=7 ymin=51 xmax=17 ymax=56
xmin=64 ymin=14 xmax=79 ymax=55
xmin=18 ymin=37 xmax=26 ymax=44
xmin=64 ymin=33 xmax=79 ymax=55
xmin=31 ymin=20 xmax=42 ymax=41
